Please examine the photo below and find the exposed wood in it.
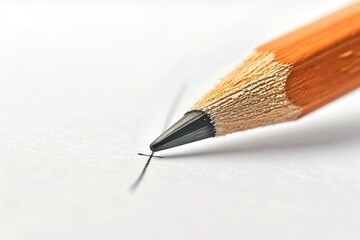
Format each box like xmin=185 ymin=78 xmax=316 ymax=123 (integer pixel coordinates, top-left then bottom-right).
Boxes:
xmin=151 ymin=2 xmax=360 ymax=150
xmin=191 ymin=52 xmax=302 ymax=136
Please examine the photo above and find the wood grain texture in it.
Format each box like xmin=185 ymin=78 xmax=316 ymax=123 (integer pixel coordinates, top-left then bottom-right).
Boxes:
xmin=258 ymin=2 xmax=360 ymax=116
xmin=191 ymin=2 xmax=360 ymax=136
xmin=191 ymin=52 xmax=302 ymax=136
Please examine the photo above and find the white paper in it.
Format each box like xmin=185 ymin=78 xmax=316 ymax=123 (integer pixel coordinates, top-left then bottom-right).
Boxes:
xmin=0 ymin=1 xmax=359 ymax=239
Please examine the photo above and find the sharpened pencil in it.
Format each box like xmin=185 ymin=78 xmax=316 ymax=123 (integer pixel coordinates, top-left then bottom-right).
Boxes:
xmin=150 ymin=2 xmax=360 ymax=152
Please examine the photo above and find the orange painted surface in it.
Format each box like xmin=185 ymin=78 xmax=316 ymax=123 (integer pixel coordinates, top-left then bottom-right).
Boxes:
xmin=258 ymin=2 xmax=360 ymax=116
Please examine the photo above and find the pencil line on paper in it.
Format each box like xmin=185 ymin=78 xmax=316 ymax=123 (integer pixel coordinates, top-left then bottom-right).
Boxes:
xmin=161 ymin=84 xmax=187 ymax=131
xmin=130 ymin=84 xmax=187 ymax=192
xmin=137 ymin=152 xmax=164 ymax=158
xmin=129 ymin=152 xmax=154 ymax=191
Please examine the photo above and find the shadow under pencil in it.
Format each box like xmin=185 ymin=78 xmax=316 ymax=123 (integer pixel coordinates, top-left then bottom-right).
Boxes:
xmin=162 ymin=113 xmax=360 ymax=159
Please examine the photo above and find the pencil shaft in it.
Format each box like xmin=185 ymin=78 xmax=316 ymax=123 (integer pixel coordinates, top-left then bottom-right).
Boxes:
xmin=150 ymin=2 xmax=360 ymax=151
xmin=259 ymin=2 xmax=360 ymax=115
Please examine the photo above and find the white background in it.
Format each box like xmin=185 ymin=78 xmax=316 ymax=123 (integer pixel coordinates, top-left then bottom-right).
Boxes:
xmin=0 ymin=0 xmax=359 ymax=239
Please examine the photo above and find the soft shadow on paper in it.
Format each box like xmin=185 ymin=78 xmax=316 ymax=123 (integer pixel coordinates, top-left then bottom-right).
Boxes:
xmin=164 ymin=112 xmax=360 ymax=159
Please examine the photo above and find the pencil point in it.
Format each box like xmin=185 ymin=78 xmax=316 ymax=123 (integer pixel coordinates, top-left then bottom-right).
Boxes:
xmin=150 ymin=110 xmax=216 ymax=152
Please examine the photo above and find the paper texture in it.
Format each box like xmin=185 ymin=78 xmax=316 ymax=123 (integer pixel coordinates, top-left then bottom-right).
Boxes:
xmin=0 ymin=1 xmax=359 ymax=239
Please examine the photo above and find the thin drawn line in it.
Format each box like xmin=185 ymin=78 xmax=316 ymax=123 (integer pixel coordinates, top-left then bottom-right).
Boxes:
xmin=130 ymin=83 xmax=187 ymax=192
xmin=161 ymin=84 xmax=187 ymax=131
xmin=129 ymin=152 xmax=154 ymax=192
xmin=137 ymin=152 xmax=164 ymax=158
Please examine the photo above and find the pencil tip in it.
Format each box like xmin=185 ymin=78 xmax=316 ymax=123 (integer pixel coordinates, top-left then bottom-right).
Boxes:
xmin=150 ymin=110 xmax=216 ymax=152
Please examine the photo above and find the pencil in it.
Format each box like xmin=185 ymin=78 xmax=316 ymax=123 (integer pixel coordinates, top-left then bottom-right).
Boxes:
xmin=150 ymin=2 xmax=360 ymax=152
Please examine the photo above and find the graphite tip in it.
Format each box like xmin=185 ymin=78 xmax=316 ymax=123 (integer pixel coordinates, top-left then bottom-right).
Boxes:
xmin=150 ymin=110 xmax=216 ymax=152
